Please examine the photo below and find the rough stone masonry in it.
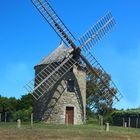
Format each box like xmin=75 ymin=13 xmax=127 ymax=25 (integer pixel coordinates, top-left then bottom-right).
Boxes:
xmin=33 ymin=64 xmax=86 ymax=125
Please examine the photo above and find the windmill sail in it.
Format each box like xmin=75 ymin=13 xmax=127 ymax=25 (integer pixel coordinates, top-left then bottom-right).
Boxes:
xmin=27 ymin=0 xmax=78 ymax=100
xmin=25 ymin=56 xmax=77 ymax=100
xmin=25 ymin=44 xmax=76 ymax=100
xmin=78 ymin=12 xmax=115 ymax=53
xmin=32 ymin=0 xmax=76 ymax=48
xmin=81 ymin=52 xmax=122 ymax=108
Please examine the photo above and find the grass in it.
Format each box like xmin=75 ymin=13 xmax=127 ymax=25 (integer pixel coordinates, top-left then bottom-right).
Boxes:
xmin=0 ymin=122 xmax=140 ymax=140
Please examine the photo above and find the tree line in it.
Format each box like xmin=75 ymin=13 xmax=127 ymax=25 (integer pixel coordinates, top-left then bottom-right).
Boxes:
xmin=111 ymin=109 xmax=140 ymax=127
xmin=0 ymin=94 xmax=32 ymax=122
xmin=1 ymin=93 xmax=140 ymax=124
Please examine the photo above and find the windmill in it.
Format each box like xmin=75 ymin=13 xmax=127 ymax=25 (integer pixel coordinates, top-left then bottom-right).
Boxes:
xmin=25 ymin=0 xmax=122 ymax=124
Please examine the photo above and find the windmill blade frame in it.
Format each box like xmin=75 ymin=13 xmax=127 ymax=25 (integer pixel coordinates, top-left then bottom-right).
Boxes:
xmin=80 ymin=52 xmax=122 ymax=106
xmin=25 ymin=54 xmax=78 ymax=100
xmin=78 ymin=12 xmax=115 ymax=53
xmin=31 ymin=0 xmax=76 ymax=49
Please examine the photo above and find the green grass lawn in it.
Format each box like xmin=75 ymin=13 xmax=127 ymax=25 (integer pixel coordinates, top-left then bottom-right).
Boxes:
xmin=0 ymin=122 xmax=140 ymax=140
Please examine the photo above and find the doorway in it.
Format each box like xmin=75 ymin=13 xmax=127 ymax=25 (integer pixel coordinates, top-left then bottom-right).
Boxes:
xmin=65 ymin=107 xmax=74 ymax=125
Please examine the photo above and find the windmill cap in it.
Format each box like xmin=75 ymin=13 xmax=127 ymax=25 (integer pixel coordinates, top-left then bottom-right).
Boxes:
xmin=36 ymin=42 xmax=73 ymax=66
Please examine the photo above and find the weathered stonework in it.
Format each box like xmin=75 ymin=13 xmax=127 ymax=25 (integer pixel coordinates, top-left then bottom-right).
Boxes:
xmin=33 ymin=64 xmax=86 ymax=125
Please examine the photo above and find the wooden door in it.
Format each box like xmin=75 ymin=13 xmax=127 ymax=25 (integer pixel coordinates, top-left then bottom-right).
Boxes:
xmin=65 ymin=107 xmax=74 ymax=125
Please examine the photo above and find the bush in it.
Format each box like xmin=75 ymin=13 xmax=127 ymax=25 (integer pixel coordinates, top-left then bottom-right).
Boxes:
xmin=12 ymin=107 xmax=32 ymax=122
xmin=86 ymin=117 xmax=98 ymax=124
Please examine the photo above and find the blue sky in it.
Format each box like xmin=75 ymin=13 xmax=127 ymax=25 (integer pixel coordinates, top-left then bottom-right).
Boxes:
xmin=0 ymin=0 xmax=140 ymax=109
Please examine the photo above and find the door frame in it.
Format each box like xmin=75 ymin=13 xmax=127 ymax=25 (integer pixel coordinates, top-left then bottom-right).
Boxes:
xmin=65 ymin=106 xmax=74 ymax=125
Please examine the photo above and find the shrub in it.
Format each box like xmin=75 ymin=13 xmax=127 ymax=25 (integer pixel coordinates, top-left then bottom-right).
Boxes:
xmin=12 ymin=107 xmax=32 ymax=122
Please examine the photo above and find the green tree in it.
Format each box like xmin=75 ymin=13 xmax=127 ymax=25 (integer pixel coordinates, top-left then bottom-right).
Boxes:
xmin=0 ymin=94 xmax=33 ymax=122
xmin=86 ymin=68 xmax=117 ymax=116
xmin=17 ymin=94 xmax=33 ymax=111
xmin=0 ymin=96 xmax=18 ymax=121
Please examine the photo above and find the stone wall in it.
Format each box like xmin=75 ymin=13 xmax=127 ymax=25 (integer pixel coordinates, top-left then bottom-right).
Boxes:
xmin=33 ymin=64 xmax=86 ymax=125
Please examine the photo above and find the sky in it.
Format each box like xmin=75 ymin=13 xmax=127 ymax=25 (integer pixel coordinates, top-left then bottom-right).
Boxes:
xmin=0 ymin=0 xmax=140 ymax=109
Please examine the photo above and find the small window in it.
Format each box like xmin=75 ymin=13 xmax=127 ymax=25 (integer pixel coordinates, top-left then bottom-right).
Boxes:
xmin=67 ymin=79 xmax=74 ymax=92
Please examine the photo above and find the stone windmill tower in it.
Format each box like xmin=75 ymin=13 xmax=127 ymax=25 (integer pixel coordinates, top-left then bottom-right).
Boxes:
xmin=34 ymin=42 xmax=86 ymax=124
xmin=25 ymin=0 xmax=123 ymax=125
